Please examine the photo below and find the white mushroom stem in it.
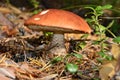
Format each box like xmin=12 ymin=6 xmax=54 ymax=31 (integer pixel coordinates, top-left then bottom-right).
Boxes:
xmin=49 ymin=33 xmax=66 ymax=56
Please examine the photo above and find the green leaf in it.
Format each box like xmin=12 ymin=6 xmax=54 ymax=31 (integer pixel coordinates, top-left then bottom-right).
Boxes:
xmin=95 ymin=6 xmax=102 ymax=11
xmin=44 ymin=32 xmax=53 ymax=37
xmin=99 ymin=25 xmax=106 ymax=32
xmin=92 ymin=40 xmax=100 ymax=45
xmin=72 ymin=53 xmax=83 ymax=59
xmin=91 ymin=16 xmax=96 ymax=20
xmin=106 ymin=55 xmax=113 ymax=61
xmin=97 ymin=11 xmax=104 ymax=15
xmin=29 ymin=0 xmax=39 ymax=8
xmin=98 ymin=51 xmax=106 ymax=58
xmin=51 ymin=56 xmax=62 ymax=64
xmin=79 ymin=42 xmax=86 ymax=49
xmin=32 ymin=9 xmax=41 ymax=14
xmin=80 ymin=34 xmax=89 ymax=39
xmin=66 ymin=63 xmax=78 ymax=73
xmin=102 ymin=4 xmax=112 ymax=9
xmin=113 ymin=37 xmax=120 ymax=43
xmin=97 ymin=50 xmax=112 ymax=60
xmin=86 ymin=18 xmax=94 ymax=23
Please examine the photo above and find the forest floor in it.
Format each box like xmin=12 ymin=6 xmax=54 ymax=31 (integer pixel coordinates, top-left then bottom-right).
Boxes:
xmin=0 ymin=3 xmax=119 ymax=80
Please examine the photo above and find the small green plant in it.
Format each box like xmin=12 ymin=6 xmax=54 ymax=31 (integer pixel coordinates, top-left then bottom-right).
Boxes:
xmin=92 ymin=38 xmax=113 ymax=61
xmin=29 ymin=0 xmax=39 ymax=8
xmin=50 ymin=53 xmax=83 ymax=74
xmin=97 ymin=50 xmax=113 ymax=61
xmin=65 ymin=53 xmax=83 ymax=73
xmin=51 ymin=56 xmax=63 ymax=64
xmin=113 ymin=36 xmax=120 ymax=44
xmin=66 ymin=63 xmax=78 ymax=73
xmin=28 ymin=0 xmax=41 ymax=14
xmin=85 ymin=4 xmax=116 ymax=38
xmin=84 ymin=5 xmax=116 ymax=61
xmin=72 ymin=53 xmax=83 ymax=59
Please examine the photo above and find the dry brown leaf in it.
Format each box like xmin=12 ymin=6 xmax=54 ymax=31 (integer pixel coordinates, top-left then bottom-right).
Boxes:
xmin=99 ymin=60 xmax=116 ymax=80
xmin=111 ymin=43 xmax=120 ymax=59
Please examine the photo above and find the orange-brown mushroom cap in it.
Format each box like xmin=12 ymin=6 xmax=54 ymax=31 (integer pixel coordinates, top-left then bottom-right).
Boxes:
xmin=25 ymin=9 xmax=92 ymax=33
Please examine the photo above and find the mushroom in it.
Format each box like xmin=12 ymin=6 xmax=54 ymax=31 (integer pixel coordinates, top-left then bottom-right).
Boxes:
xmin=24 ymin=9 xmax=92 ymax=56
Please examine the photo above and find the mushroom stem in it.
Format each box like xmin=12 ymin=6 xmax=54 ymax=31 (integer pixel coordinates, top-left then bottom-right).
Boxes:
xmin=49 ymin=33 xmax=66 ymax=56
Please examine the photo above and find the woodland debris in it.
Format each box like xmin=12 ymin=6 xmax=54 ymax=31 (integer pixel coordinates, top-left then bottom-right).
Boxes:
xmin=0 ymin=12 xmax=14 ymax=29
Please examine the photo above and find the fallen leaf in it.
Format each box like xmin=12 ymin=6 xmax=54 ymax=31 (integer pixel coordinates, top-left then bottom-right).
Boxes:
xmin=99 ymin=60 xmax=116 ymax=80
xmin=111 ymin=43 xmax=120 ymax=59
